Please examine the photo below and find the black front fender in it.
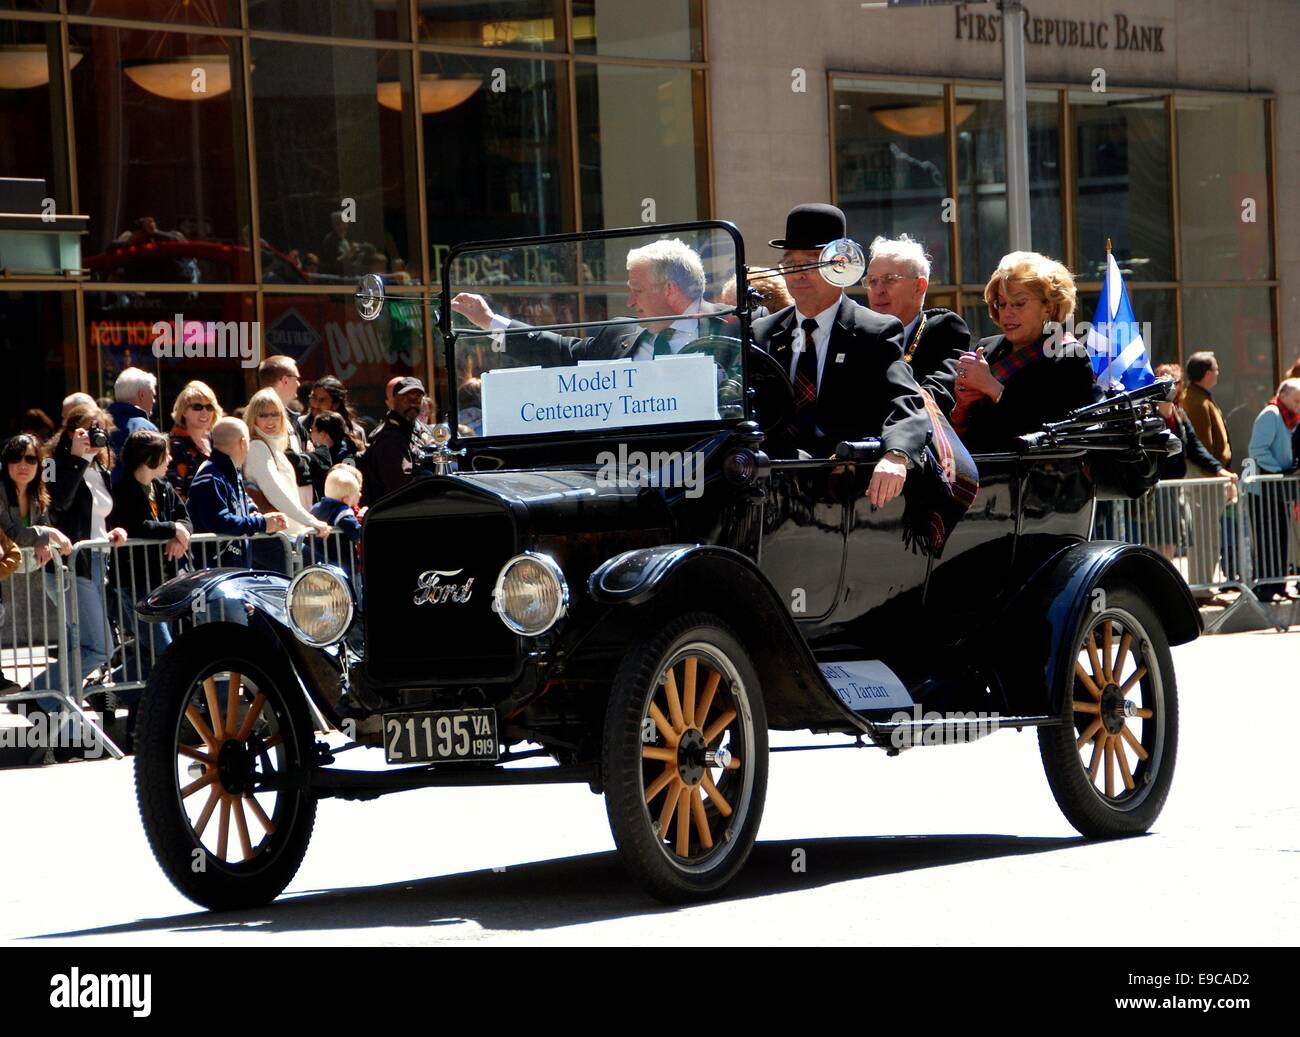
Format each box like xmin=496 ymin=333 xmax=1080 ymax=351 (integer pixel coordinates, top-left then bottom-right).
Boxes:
xmin=589 ymin=545 xmax=873 ymax=734
xmin=138 ymin=568 xmax=345 ymax=729
xmin=138 ymin=567 xmax=292 ymax=624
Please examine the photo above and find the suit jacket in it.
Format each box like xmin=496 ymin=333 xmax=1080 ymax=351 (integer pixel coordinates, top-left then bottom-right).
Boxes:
xmin=957 ymin=334 xmax=1098 ymax=453
xmin=753 ymin=296 xmax=929 ymax=462
xmin=503 ymin=304 xmax=737 ymax=366
xmin=903 ymin=307 xmax=971 ymax=417
xmin=1183 ymin=382 xmax=1231 ymax=468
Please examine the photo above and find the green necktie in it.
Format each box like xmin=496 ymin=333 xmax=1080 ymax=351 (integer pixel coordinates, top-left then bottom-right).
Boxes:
xmin=652 ymin=328 xmax=675 ymax=356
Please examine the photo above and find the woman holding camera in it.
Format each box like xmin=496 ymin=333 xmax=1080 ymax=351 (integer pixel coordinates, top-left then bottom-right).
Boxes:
xmin=39 ymin=404 xmax=127 ymax=696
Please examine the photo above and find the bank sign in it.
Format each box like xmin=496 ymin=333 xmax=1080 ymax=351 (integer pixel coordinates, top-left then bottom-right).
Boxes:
xmin=479 ymin=354 xmax=719 ymax=437
xmin=955 ymin=6 xmax=1166 ymax=53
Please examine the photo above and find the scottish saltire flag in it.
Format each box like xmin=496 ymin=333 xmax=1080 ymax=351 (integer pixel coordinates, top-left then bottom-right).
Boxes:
xmin=1086 ymin=251 xmax=1155 ymax=391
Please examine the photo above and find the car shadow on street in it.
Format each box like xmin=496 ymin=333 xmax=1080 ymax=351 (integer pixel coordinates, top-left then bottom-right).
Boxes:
xmin=30 ymin=831 xmax=1102 ymax=940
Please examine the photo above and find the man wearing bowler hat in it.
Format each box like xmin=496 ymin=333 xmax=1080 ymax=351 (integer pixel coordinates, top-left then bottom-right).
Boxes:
xmin=362 ymin=375 xmax=435 ymax=504
xmin=753 ymin=203 xmax=930 ymax=508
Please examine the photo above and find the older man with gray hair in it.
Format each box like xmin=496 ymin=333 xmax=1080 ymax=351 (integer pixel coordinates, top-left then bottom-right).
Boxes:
xmin=450 ymin=237 xmax=732 ymax=363
xmin=108 ymin=366 xmax=160 ymax=483
xmin=865 ymin=234 xmax=970 ymax=416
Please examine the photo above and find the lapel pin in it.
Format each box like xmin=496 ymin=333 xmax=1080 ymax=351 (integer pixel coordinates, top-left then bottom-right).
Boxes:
xmin=835 ymin=353 xmax=845 ymax=363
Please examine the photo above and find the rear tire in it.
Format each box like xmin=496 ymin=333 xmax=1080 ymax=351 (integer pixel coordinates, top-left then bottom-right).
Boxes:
xmin=603 ymin=611 xmax=768 ymax=902
xmin=1039 ymin=585 xmax=1178 ymax=837
xmin=135 ymin=624 xmax=318 ymax=910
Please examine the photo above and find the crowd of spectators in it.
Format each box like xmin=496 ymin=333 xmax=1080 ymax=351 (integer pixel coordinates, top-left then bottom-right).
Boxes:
xmin=0 ymin=359 xmax=436 ymax=727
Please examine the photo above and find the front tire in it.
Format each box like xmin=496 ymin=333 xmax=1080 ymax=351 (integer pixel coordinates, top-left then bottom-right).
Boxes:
xmin=1039 ymin=585 xmax=1178 ymax=837
xmin=603 ymin=612 xmax=768 ymax=902
xmin=134 ymin=624 xmax=318 ymax=911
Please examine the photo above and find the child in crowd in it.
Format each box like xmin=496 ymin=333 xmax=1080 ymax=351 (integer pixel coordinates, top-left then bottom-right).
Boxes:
xmin=310 ymin=464 xmax=364 ymax=546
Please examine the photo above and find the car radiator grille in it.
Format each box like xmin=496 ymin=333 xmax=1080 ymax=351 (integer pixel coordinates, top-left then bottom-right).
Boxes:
xmin=362 ymin=511 xmax=519 ymax=684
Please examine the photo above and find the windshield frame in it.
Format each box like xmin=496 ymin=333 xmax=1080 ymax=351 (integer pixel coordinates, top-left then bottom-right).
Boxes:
xmin=440 ymin=219 xmax=751 ymax=448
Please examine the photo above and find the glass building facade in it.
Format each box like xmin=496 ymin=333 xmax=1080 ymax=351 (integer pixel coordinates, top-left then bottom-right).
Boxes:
xmin=0 ymin=3 xmax=1284 ymax=465
xmin=830 ymin=74 xmax=1279 ymax=459
xmin=0 ymin=0 xmax=708 ymax=426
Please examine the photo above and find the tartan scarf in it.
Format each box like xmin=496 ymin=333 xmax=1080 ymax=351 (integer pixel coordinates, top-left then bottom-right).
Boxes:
xmin=987 ymin=334 xmax=1051 ymax=384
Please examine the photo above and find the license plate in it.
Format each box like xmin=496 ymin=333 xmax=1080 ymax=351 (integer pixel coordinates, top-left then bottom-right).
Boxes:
xmin=382 ymin=708 xmax=499 ymax=765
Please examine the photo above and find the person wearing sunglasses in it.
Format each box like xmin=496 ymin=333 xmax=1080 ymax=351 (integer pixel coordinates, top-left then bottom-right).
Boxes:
xmin=166 ymin=381 xmax=223 ymax=502
xmin=0 ymin=433 xmax=73 ymax=565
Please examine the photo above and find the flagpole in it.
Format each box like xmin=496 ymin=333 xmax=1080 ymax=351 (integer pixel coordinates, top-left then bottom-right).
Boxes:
xmin=1103 ymin=237 xmax=1114 ymax=387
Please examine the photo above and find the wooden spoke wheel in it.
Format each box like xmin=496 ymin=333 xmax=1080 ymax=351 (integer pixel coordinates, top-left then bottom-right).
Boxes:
xmin=135 ymin=625 xmax=317 ymax=911
xmin=604 ymin=612 xmax=767 ymax=902
xmin=1039 ymin=585 xmax=1178 ymax=838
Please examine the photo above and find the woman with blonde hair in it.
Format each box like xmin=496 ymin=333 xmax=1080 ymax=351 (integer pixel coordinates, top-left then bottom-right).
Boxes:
xmin=167 ymin=380 xmax=223 ymax=501
xmin=951 ymin=250 xmax=1097 ymax=451
xmin=243 ymin=388 xmax=329 ymax=538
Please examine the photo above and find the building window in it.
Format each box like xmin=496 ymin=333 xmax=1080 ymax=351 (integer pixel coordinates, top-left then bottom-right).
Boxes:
xmin=251 ymin=39 xmax=416 ymax=284
xmin=422 ymin=50 xmax=569 ymax=285
xmin=1177 ymin=94 xmax=1272 ymax=282
xmin=573 ymin=0 xmax=703 ymax=61
xmin=262 ymin=292 xmax=425 ymax=419
xmin=83 ymin=289 xmax=257 ymax=418
xmin=418 ymin=0 xmax=565 ymax=52
xmin=832 ymin=79 xmax=951 ymax=284
xmin=70 ymin=24 xmax=251 ymax=284
xmin=69 ymin=1 xmax=238 ymax=26
xmin=1070 ymin=91 xmax=1172 ymax=283
xmin=577 ymin=63 xmax=705 ymax=232
xmin=248 ymin=0 xmax=402 ymax=41
xmin=0 ymin=290 xmax=77 ymax=433
xmin=0 ymin=20 xmax=62 ymax=191
xmin=956 ymin=85 xmax=1062 ymax=286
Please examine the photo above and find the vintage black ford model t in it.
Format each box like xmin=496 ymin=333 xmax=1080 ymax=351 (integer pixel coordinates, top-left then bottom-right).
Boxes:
xmin=133 ymin=222 xmax=1199 ymax=910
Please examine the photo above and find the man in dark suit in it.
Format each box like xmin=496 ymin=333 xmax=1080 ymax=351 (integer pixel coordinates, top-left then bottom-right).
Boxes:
xmin=753 ymin=204 xmax=930 ymax=508
xmin=450 ymin=238 xmax=734 ymax=364
xmin=865 ymin=234 xmax=971 ymax=416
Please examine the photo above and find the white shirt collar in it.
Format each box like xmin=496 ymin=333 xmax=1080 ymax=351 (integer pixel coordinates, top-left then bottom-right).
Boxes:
xmin=793 ymin=295 xmax=842 ymax=338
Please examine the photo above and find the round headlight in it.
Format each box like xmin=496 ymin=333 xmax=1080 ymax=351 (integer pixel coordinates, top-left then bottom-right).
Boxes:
xmin=492 ymin=553 xmax=568 ymax=636
xmin=287 ymin=566 xmax=354 ymax=646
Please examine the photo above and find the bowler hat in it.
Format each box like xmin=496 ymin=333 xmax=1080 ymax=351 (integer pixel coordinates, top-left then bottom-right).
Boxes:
xmin=769 ymin=203 xmax=847 ymax=250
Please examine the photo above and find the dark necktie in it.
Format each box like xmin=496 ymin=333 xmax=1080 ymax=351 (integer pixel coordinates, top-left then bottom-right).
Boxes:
xmin=652 ymin=328 xmax=675 ymax=356
xmin=792 ymin=318 xmax=820 ymax=410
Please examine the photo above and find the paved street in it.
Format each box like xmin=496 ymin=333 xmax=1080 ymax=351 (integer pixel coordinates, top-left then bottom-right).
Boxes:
xmin=1 ymin=629 xmax=1295 ymax=947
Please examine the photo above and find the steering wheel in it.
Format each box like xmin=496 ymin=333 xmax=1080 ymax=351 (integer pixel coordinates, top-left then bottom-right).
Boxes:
xmin=746 ymin=343 xmax=795 ymax=435
xmin=677 ymin=335 xmax=794 ymax=434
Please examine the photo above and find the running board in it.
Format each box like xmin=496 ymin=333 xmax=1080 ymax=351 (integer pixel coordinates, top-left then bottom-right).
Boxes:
xmin=869 ymin=714 xmax=1057 ymax=750
xmin=264 ymin=762 xmax=597 ymax=800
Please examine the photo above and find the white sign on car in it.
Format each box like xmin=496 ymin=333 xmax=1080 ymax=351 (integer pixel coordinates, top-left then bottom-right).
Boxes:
xmin=480 ymin=353 xmax=719 ymax=437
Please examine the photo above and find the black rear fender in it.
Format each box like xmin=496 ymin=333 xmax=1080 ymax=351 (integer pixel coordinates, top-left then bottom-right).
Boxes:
xmin=587 ymin=546 xmax=869 ymax=733
xmin=987 ymin=541 xmax=1200 ymax=716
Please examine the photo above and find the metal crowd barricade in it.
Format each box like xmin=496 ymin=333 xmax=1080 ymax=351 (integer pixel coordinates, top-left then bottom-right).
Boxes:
xmin=1241 ymin=471 xmax=1300 ymax=600
xmin=0 ymin=547 xmax=92 ymax=743
xmin=1093 ymin=474 xmax=1294 ymax=632
xmin=294 ymin=526 xmax=362 ymax=588
xmin=0 ymin=531 xmax=304 ymax=761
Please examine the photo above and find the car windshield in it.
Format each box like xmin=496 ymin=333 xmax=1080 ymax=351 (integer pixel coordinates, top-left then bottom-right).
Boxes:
xmin=445 ymin=224 xmax=743 ymax=440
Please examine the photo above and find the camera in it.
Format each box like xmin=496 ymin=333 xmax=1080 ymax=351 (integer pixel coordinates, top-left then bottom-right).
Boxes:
xmin=86 ymin=425 xmax=110 ymax=449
